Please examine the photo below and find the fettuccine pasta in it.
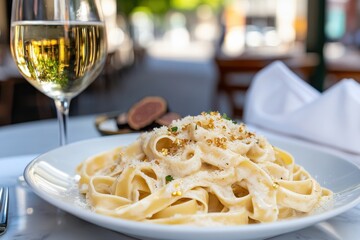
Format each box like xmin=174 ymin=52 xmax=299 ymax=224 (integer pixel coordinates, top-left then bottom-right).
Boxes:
xmin=77 ymin=112 xmax=332 ymax=225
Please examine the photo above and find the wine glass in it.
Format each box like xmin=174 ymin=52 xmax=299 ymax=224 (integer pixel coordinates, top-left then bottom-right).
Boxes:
xmin=10 ymin=0 xmax=107 ymax=145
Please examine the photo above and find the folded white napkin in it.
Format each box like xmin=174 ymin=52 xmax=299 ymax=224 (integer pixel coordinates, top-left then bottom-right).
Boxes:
xmin=244 ymin=61 xmax=360 ymax=154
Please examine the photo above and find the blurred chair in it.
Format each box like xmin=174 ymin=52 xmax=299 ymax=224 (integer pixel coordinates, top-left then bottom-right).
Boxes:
xmin=327 ymin=66 xmax=360 ymax=81
xmin=0 ymin=78 xmax=16 ymax=125
xmin=0 ymin=46 xmax=23 ymax=125
xmin=326 ymin=48 xmax=360 ymax=84
xmin=213 ymin=48 xmax=319 ymax=118
xmin=0 ymin=46 xmax=54 ymax=125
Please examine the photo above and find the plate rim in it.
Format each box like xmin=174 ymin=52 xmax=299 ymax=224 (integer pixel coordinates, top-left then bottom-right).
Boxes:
xmin=23 ymin=133 xmax=360 ymax=239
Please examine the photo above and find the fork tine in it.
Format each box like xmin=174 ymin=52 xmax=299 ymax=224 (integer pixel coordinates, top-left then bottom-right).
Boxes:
xmin=0 ymin=187 xmax=9 ymax=235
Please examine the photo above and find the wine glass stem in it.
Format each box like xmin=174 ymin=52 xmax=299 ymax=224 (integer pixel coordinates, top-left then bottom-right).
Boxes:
xmin=54 ymin=98 xmax=71 ymax=146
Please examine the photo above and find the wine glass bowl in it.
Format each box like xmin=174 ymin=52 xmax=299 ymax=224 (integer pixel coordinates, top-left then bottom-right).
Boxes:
xmin=10 ymin=0 xmax=107 ymax=145
xmin=11 ymin=22 xmax=106 ymax=99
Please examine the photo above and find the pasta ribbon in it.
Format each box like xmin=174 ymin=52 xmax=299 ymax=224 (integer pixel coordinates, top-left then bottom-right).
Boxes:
xmin=77 ymin=112 xmax=333 ymax=225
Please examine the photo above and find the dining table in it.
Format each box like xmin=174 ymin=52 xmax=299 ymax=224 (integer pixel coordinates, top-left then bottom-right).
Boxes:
xmin=1 ymin=114 xmax=360 ymax=240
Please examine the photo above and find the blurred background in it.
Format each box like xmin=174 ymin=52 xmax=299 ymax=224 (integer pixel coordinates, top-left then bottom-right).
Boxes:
xmin=0 ymin=0 xmax=359 ymax=126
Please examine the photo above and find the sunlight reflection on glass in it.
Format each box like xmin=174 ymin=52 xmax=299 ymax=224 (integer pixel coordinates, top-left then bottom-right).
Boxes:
xmin=77 ymin=1 xmax=91 ymax=21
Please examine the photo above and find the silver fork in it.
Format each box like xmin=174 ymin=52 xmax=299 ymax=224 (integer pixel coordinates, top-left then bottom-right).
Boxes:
xmin=0 ymin=187 xmax=9 ymax=235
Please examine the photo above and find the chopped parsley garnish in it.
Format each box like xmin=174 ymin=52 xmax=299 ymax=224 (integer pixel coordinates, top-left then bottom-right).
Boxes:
xmin=222 ymin=113 xmax=231 ymax=120
xmin=171 ymin=126 xmax=178 ymax=132
xmin=165 ymin=175 xmax=174 ymax=183
xmin=222 ymin=113 xmax=237 ymax=123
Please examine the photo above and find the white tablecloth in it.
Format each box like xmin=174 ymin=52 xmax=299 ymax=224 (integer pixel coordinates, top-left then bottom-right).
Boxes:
xmin=0 ymin=115 xmax=100 ymax=158
xmin=1 ymin=115 xmax=360 ymax=240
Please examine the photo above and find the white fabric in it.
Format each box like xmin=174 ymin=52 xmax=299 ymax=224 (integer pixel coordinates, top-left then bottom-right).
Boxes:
xmin=244 ymin=61 xmax=360 ymax=154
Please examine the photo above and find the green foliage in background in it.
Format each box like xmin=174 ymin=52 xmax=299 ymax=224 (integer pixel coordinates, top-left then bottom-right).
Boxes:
xmin=170 ymin=0 xmax=200 ymax=10
xmin=116 ymin=0 xmax=223 ymax=16
xmin=117 ymin=0 xmax=168 ymax=15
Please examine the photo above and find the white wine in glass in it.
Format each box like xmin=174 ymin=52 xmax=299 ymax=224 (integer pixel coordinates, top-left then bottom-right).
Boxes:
xmin=10 ymin=0 xmax=107 ymax=145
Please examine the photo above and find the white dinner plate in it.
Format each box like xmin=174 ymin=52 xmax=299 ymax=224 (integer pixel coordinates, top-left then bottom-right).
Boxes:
xmin=24 ymin=133 xmax=360 ymax=240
